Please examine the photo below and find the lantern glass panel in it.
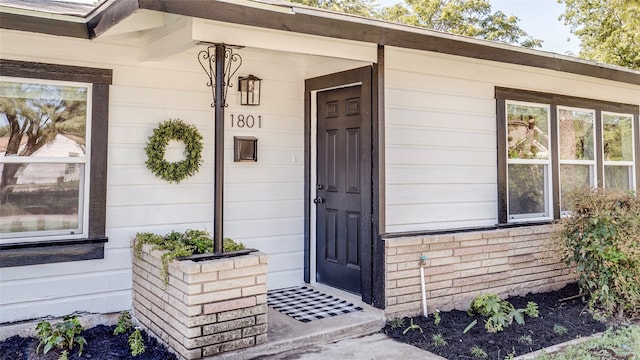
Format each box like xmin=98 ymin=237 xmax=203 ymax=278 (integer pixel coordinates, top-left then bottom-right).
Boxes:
xmin=239 ymin=76 xmax=261 ymax=106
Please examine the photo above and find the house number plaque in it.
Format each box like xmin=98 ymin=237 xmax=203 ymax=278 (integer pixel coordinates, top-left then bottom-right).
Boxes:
xmin=230 ymin=114 xmax=262 ymax=128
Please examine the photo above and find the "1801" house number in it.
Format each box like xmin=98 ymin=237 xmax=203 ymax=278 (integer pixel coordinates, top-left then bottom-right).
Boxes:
xmin=230 ymin=114 xmax=262 ymax=128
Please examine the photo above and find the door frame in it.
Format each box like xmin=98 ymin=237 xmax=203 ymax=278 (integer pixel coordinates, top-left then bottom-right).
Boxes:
xmin=304 ymin=65 xmax=382 ymax=306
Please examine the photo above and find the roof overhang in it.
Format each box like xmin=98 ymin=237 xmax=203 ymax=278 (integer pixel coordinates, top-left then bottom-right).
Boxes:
xmin=1 ymin=0 xmax=639 ymax=86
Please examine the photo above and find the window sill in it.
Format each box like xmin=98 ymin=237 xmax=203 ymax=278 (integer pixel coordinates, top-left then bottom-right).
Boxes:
xmin=0 ymin=237 xmax=107 ymax=267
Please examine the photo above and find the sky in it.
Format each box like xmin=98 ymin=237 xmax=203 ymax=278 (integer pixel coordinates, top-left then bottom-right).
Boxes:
xmin=377 ymin=0 xmax=580 ymax=55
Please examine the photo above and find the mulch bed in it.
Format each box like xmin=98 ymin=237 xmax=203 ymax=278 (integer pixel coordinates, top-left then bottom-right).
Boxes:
xmin=383 ymin=283 xmax=608 ymax=359
xmin=0 ymin=325 xmax=177 ymax=360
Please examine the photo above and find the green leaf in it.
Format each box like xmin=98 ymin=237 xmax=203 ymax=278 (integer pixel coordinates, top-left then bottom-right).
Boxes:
xmin=463 ymin=319 xmax=478 ymax=333
xmin=512 ymin=309 xmax=525 ymax=325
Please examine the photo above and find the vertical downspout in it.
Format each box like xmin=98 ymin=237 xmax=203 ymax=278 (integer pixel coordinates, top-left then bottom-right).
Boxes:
xmin=214 ymin=44 xmax=225 ymax=254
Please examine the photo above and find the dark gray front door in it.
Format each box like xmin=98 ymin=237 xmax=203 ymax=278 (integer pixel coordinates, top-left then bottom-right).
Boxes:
xmin=316 ymin=85 xmax=370 ymax=294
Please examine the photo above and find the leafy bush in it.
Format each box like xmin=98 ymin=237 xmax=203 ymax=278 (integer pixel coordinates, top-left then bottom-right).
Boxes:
xmin=133 ymin=229 xmax=246 ymax=285
xmin=36 ymin=315 xmax=87 ymax=359
xmin=553 ymin=189 xmax=640 ymax=319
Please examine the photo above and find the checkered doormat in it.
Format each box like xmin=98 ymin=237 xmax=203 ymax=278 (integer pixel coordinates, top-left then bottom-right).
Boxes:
xmin=267 ymin=286 xmax=363 ymax=323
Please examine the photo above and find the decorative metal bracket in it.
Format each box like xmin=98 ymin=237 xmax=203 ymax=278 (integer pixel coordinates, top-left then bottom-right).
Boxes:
xmin=197 ymin=43 xmax=242 ymax=107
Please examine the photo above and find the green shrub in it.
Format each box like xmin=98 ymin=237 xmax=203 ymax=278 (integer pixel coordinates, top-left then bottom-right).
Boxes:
xmin=133 ymin=230 xmax=246 ymax=285
xmin=553 ymin=188 xmax=640 ymax=319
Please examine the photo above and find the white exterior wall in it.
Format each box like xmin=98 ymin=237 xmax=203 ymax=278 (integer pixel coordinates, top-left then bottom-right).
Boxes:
xmin=384 ymin=46 xmax=640 ymax=233
xmin=0 ymin=21 xmax=369 ymax=323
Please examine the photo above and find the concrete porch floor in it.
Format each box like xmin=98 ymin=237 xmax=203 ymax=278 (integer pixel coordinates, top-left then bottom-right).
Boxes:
xmin=211 ymin=283 xmax=384 ymax=359
xmin=212 ymin=283 xmax=444 ymax=360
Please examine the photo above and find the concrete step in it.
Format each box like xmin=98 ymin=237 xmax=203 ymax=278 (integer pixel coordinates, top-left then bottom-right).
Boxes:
xmin=211 ymin=285 xmax=386 ymax=360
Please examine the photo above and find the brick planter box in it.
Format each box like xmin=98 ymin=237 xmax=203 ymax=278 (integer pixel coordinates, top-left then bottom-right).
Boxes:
xmin=132 ymin=244 xmax=269 ymax=359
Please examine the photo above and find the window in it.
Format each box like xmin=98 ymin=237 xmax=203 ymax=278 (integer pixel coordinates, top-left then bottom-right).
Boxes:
xmin=506 ymin=101 xmax=551 ymax=221
xmin=496 ymin=87 xmax=639 ymax=224
xmin=0 ymin=60 xmax=111 ymax=267
xmin=558 ymin=106 xmax=596 ymax=214
xmin=0 ymin=79 xmax=90 ymax=239
xmin=602 ymin=112 xmax=635 ymax=191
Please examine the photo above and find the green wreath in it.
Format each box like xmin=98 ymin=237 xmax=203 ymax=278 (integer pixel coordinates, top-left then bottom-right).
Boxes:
xmin=145 ymin=119 xmax=203 ymax=183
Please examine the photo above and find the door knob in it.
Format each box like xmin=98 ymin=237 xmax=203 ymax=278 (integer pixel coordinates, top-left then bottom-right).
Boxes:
xmin=313 ymin=197 xmax=324 ymax=204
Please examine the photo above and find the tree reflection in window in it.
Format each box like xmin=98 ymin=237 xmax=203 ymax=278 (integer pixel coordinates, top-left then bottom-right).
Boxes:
xmin=603 ymin=112 xmax=634 ymax=191
xmin=0 ymin=81 xmax=88 ymax=236
xmin=506 ymin=102 xmax=550 ymax=218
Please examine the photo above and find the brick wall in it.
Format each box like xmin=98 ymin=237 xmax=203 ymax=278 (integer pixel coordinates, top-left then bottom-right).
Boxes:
xmin=133 ymin=244 xmax=269 ymax=359
xmin=384 ymin=224 xmax=575 ymax=317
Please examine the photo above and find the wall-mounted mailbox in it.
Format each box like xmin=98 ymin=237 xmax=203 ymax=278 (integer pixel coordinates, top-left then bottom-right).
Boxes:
xmin=234 ymin=136 xmax=258 ymax=162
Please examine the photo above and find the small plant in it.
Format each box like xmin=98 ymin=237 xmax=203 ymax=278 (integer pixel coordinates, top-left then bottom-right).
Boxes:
xmin=114 ymin=311 xmax=134 ymax=335
xmin=433 ymin=309 xmax=441 ymax=326
xmin=470 ymin=345 xmax=488 ymax=359
xmin=36 ymin=315 xmax=87 ymax=359
xmin=518 ymin=335 xmax=533 ymax=345
xmin=431 ymin=333 xmax=447 ymax=347
xmin=113 ymin=311 xmax=146 ymax=356
xmin=504 ymin=351 xmax=516 ymax=360
xmin=133 ymin=230 xmax=246 ymax=285
xmin=128 ymin=328 xmax=146 ymax=356
xmin=525 ymin=301 xmax=540 ymax=318
xmin=469 ymin=293 xmax=505 ymax=317
xmin=223 ymin=237 xmax=246 ymax=251
xmin=388 ymin=317 xmax=405 ymax=330
xmin=553 ymin=324 xmax=568 ymax=335
xmin=467 ymin=293 xmax=538 ymax=333
xmin=402 ymin=318 xmax=423 ymax=335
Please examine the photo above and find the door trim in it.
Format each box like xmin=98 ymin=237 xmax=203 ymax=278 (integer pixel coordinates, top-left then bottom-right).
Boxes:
xmin=304 ymin=66 xmax=378 ymax=305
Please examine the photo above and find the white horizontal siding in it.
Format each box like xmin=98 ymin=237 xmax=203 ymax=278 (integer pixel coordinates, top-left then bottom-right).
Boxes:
xmin=384 ymin=46 xmax=640 ymax=233
xmin=0 ymin=28 xmax=317 ymax=322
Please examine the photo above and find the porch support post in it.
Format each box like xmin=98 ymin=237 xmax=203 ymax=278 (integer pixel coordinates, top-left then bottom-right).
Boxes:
xmin=198 ymin=43 xmax=242 ymax=253
xmin=213 ymin=43 xmax=225 ymax=254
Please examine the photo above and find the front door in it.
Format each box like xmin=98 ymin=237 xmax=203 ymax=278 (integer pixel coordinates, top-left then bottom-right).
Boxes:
xmin=315 ymin=85 xmax=371 ymax=294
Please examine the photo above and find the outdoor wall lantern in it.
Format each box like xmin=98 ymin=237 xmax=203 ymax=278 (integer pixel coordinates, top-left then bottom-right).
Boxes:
xmin=234 ymin=136 xmax=258 ymax=162
xmin=238 ymin=75 xmax=261 ymax=105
